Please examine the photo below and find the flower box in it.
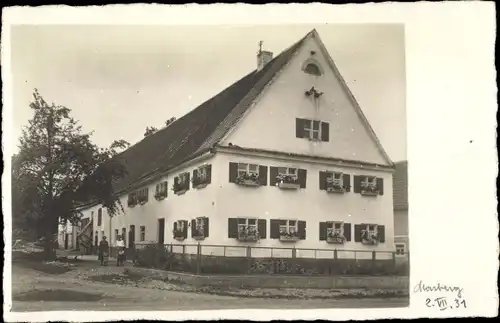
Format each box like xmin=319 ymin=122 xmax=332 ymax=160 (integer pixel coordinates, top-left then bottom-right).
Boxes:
xmin=173 ymin=181 xmax=189 ymax=195
xmin=192 ymin=175 xmax=209 ymax=189
xmin=238 ymin=230 xmax=259 ymax=242
xmin=154 ymin=193 xmax=167 ymax=201
xmin=276 ymin=174 xmax=300 ymax=190
xmin=279 ymin=234 xmax=300 ymax=242
xmin=193 ymin=183 xmax=208 ymax=189
xmin=236 ymin=173 xmax=260 ymax=187
xmin=361 ymin=231 xmax=379 ymax=245
xmin=192 ymin=229 xmax=205 ymax=241
xmin=361 ymin=184 xmax=379 ymax=196
xmin=326 ymin=185 xmax=345 ymax=193
xmin=327 ymin=236 xmax=345 ymax=244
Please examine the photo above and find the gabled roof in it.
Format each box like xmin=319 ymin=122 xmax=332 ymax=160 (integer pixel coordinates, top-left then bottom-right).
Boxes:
xmin=393 ymin=160 xmax=408 ymax=210
xmin=109 ymin=30 xmax=311 ymax=194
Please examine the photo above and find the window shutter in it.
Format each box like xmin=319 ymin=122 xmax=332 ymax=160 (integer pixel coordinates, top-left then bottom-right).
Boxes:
xmin=296 ymin=118 xmax=305 ymax=138
xmin=319 ymin=222 xmax=327 ymax=241
xmin=173 ymin=221 xmax=178 ymax=235
xmin=258 ymin=219 xmax=267 ymax=239
xmin=298 ymin=221 xmax=306 ymax=240
xmin=321 ymin=122 xmax=330 ymax=142
xmin=193 ymin=169 xmax=199 ymax=184
xmin=353 ymin=175 xmax=362 ymax=193
xmin=229 ymin=162 xmax=238 ymax=183
xmin=319 ymin=171 xmax=327 ymax=190
xmin=258 ymin=165 xmax=268 ymax=186
xmin=174 ymin=177 xmax=179 ymax=187
xmin=269 ymin=167 xmax=278 ymax=187
xmin=378 ymin=225 xmax=385 ymax=243
xmin=298 ymin=169 xmax=307 ymax=189
xmin=185 ymin=173 xmax=191 ymax=191
xmin=354 ymin=224 xmax=363 ymax=242
xmin=377 ymin=178 xmax=384 ymax=195
xmin=228 ymin=218 xmax=238 ymax=238
xmin=206 ymin=165 xmax=212 ymax=184
xmin=270 ymin=220 xmax=280 ymax=239
xmin=343 ymin=223 xmax=352 ymax=241
xmin=343 ymin=174 xmax=351 ymax=192
xmin=191 ymin=219 xmax=196 ymax=237
xmin=182 ymin=220 xmax=188 ymax=238
xmin=146 ymin=188 xmax=149 ymax=201
xmin=203 ymin=217 xmax=209 ymax=238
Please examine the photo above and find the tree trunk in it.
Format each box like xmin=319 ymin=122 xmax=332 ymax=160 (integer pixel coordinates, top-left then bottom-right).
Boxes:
xmin=43 ymin=216 xmax=58 ymax=261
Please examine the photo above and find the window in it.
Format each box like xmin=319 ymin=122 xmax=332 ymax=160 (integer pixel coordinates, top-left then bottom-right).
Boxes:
xmin=279 ymin=220 xmax=298 ymax=236
xmin=155 ymin=181 xmax=168 ymax=198
xmin=304 ymin=120 xmax=321 ymax=140
xmin=327 ymin=221 xmax=344 ymax=236
xmin=197 ymin=166 xmax=208 ymax=181
xmin=178 ymin=172 xmax=189 ymax=184
xmin=128 ymin=192 xmax=138 ymax=207
xmin=238 ymin=218 xmax=258 ymax=236
xmin=277 ymin=167 xmax=298 ymax=178
xmin=362 ymin=224 xmax=378 ymax=239
xmin=396 ymin=243 xmax=406 ymax=255
xmin=304 ymin=62 xmax=322 ymax=76
xmin=238 ymin=163 xmax=259 ymax=177
xmin=140 ymin=226 xmax=146 ymax=242
xmin=137 ymin=187 xmax=149 ymax=204
xmin=327 ymin=172 xmax=343 ymax=187
xmin=97 ymin=208 xmax=102 ymax=226
xmin=361 ymin=176 xmax=377 ymax=189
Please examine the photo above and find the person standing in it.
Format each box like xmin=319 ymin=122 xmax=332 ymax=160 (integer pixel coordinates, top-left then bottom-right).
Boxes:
xmin=115 ymin=235 xmax=126 ymax=266
xmin=98 ymin=236 xmax=109 ymax=266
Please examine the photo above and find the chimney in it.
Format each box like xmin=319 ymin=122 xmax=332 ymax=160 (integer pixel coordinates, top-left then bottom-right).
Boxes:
xmin=256 ymin=41 xmax=273 ymax=71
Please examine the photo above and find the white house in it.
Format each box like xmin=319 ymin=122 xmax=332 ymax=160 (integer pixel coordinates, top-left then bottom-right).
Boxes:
xmin=69 ymin=29 xmax=396 ymax=260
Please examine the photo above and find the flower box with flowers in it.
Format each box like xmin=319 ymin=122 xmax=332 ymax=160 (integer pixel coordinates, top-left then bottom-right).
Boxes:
xmin=172 ymin=229 xmax=185 ymax=241
xmin=276 ymin=174 xmax=300 ymax=189
xmin=192 ymin=175 xmax=209 ymax=189
xmin=237 ymin=227 xmax=259 ymax=241
xmin=173 ymin=181 xmax=189 ymax=195
xmin=154 ymin=191 xmax=167 ymax=201
xmin=192 ymin=228 xmax=205 ymax=241
xmin=128 ymin=198 xmax=138 ymax=208
xmin=137 ymin=196 xmax=148 ymax=205
xmin=279 ymin=230 xmax=300 ymax=242
xmin=236 ymin=173 xmax=260 ymax=187
xmin=361 ymin=230 xmax=379 ymax=245
xmin=361 ymin=183 xmax=379 ymax=196
xmin=326 ymin=230 xmax=346 ymax=244
xmin=326 ymin=178 xmax=345 ymax=193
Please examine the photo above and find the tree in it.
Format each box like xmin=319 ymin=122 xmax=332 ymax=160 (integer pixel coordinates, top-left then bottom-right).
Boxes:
xmin=144 ymin=126 xmax=158 ymax=137
xmin=12 ymin=89 xmax=130 ymax=260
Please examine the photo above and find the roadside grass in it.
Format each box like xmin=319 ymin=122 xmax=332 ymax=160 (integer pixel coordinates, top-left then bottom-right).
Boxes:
xmin=13 ymin=289 xmax=105 ymax=302
xmin=12 ymin=250 xmax=81 ymax=275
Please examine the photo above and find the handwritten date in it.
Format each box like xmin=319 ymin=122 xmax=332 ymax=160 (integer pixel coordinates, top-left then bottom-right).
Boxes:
xmin=425 ymin=297 xmax=467 ymax=310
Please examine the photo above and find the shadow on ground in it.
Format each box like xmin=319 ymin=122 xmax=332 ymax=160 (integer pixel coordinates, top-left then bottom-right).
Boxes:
xmin=13 ymin=289 xmax=106 ymax=302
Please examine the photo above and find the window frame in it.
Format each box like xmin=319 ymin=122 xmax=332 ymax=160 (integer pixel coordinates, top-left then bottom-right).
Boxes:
xmin=327 ymin=221 xmax=344 ymax=236
xmin=237 ymin=218 xmax=258 ymax=235
xmin=361 ymin=176 xmax=377 ymax=188
xmin=279 ymin=219 xmax=298 ymax=236
xmin=237 ymin=163 xmax=259 ymax=177
xmin=327 ymin=172 xmax=344 ymax=187
xmin=155 ymin=181 xmax=168 ymax=195
xmin=140 ymin=226 xmax=146 ymax=242
xmin=303 ymin=119 xmax=322 ymax=140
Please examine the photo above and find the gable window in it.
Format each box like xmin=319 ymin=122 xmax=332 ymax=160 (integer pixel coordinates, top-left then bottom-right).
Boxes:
xmin=137 ymin=187 xmax=149 ymax=205
xmin=140 ymin=226 xmax=146 ymax=242
xmin=296 ymin=118 xmax=329 ymax=142
xmin=173 ymin=172 xmax=190 ymax=195
xmin=97 ymin=208 xmax=102 ymax=226
xmin=304 ymin=62 xmax=322 ymax=76
xmin=155 ymin=181 xmax=168 ymax=200
xmin=193 ymin=165 xmax=212 ymax=189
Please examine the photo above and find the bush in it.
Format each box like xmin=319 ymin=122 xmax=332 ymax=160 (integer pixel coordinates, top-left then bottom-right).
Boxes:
xmin=135 ymin=243 xmax=173 ymax=269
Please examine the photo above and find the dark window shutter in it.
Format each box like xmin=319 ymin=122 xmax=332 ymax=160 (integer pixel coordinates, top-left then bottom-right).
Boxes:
xmin=228 ymin=218 xmax=238 ymax=238
xmin=193 ymin=169 xmax=198 ymax=183
xmin=298 ymin=169 xmax=307 ymax=189
xmin=377 ymin=178 xmax=384 ymax=195
xmin=183 ymin=221 xmax=188 ymax=238
xmin=258 ymin=219 xmax=267 ymax=239
xmin=203 ymin=217 xmax=209 ymax=238
xmin=319 ymin=222 xmax=327 ymax=241
xmin=353 ymin=175 xmax=362 ymax=193
xmin=269 ymin=167 xmax=278 ymax=187
xmin=174 ymin=177 xmax=179 ymax=187
xmin=191 ymin=219 xmax=196 ymax=237
xmin=321 ymin=122 xmax=330 ymax=142
xmin=343 ymin=174 xmax=351 ymax=192
xmin=295 ymin=118 xmax=305 ymax=138
xmin=354 ymin=224 xmax=363 ymax=242
xmin=173 ymin=221 xmax=178 ymax=231
xmin=258 ymin=165 xmax=268 ymax=186
xmin=319 ymin=171 xmax=327 ymax=190
xmin=185 ymin=173 xmax=191 ymax=191
xmin=229 ymin=162 xmax=238 ymax=183
xmin=270 ymin=220 xmax=280 ymax=239
xmin=378 ymin=225 xmax=385 ymax=243
xmin=206 ymin=165 xmax=212 ymax=184
xmin=298 ymin=221 xmax=306 ymax=240
xmin=344 ymin=223 xmax=352 ymax=241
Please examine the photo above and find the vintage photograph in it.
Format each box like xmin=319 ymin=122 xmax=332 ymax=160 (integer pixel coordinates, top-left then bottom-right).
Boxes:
xmin=8 ymin=24 xmax=408 ymax=311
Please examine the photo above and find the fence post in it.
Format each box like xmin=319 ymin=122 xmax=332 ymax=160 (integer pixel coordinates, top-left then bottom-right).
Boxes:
xmin=170 ymin=243 xmax=173 ymax=253
xmin=196 ymin=243 xmax=201 ymax=275
xmin=291 ymin=247 xmax=297 ymax=274
xmin=246 ymin=246 xmax=252 ymax=274
xmin=182 ymin=244 xmax=186 ymax=255
xmin=372 ymin=250 xmax=376 ymax=260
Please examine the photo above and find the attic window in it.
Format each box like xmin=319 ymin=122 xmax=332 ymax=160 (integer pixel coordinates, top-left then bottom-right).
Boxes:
xmin=304 ymin=62 xmax=322 ymax=76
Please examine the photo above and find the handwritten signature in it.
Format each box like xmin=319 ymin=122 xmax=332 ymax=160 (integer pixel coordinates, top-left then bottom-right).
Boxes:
xmin=413 ymin=280 xmax=464 ymax=298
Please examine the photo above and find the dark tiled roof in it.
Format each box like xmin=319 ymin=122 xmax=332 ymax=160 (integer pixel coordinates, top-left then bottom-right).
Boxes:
xmin=110 ymin=31 xmax=310 ymax=194
xmin=393 ymin=160 xmax=408 ymax=210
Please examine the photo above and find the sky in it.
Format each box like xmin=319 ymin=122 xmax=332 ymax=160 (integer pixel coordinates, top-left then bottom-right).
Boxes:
xmin=9 ymin=24 xmax=406 ymax=162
